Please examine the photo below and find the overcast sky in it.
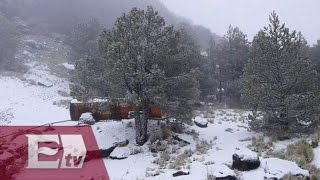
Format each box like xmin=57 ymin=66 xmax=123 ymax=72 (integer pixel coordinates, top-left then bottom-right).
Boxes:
xmin=160 ymin=0 xmax=320 ymax=45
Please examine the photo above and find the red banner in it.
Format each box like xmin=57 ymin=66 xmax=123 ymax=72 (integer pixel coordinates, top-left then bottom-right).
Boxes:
xmin=0 ymin=126 xmax=109 ymax=180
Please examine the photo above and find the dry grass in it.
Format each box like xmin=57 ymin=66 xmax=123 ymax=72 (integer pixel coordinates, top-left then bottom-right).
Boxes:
xmin=185 ymin=129 xmax=200 ymax=140
xmin=53 ymin=99 xmax=70 ymax=107
xmin=196 ymin=140 xmax=212 ymax=154
xmin=248 ymin=137 xmax=273 ymax=155
xmin=285 ymin=140 xmax=314 ymax=168
xmin=265 ymin=149 xmax=286 ymax=159
xmin=131 ymin=147 xmax=143 ymax=155
xmin=170 ymin=122 xmax=184 ymax=133
xmin=168 ymin=153 xmax=189 ymax=170
xmin=283 ymin=174 xmax=307 ymax=180
xmin=266 ymin=140 xmax=320 ymax=180
xmin=149 ymin=125 xmax=172 ymax=143
xmin=153 ymin=150 xmax=171 ymax=168
xmin=57 ymin=90 xmax=69 ymax=97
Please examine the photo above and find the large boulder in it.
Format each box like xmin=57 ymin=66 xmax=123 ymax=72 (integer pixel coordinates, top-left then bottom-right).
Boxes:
xmin=232 ymin=148 xmax=260 ymax=171
xmin=194 ymin=116 xmax=208 ymax=128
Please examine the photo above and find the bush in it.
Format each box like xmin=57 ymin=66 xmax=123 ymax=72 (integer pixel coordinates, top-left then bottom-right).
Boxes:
xmin=196 ymin=140 xmax=212 ymax=154
xmin=285 ymin=141 xmax=314 ymax=168
xmin=0 ymin=13 xmax=18 ymax=70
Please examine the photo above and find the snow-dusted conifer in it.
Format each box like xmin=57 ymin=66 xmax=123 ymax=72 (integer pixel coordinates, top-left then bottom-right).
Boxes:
xmin=98 ymin=6 xmax=200 ymax=145
xmin=241 ymin=11 xmax=320 ymax=134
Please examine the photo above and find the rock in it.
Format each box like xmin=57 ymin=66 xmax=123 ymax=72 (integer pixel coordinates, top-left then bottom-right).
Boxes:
xmin=262 ymin=158 xmax=309 ymax=179
xmin=37 ymin=82 xmax=53 ymax=88
xmin=100 ymin=146 xmax=118 ymax=158
xmin=172 ymin=135 xmax=191 ymax=145
xmin=232 ymin=148 xmax=260 ymax=171
xmin=79 ymin=113 xmax=95 ymax=125
xmin=207 ymin=164 xmax=237 ymax=180
xmin=194 ymin=116 xmax=208 ymax=128
xmin=216 ymin=176 xmax=237 ymax=180
xmin=109 ymin=156 xmax=127 ymax=160
xmin=310 ymin=139 xmax=319 ymax=148
xmin=146 ymin=170 xmax=160 ymax=177
xmin=61 ymin=62 xmax=75 ymax=70
xmin=172 ymin=171 xmax=190 ymax=177
xmin=86 ymin=145 xmax=118 ymax=161
xmin=117 ymin=140 xmax=129 ymax=147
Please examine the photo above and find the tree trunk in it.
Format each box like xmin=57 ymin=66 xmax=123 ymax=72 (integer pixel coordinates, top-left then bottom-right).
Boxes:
xmin=134 ymin=103 xmax=149 ymax=145
xmin=218 ymin=80 xmax=223 ymax=103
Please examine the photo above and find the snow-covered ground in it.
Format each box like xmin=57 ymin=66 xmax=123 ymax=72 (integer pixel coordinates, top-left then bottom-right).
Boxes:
xmin=91 ymin=111 xmax=313 ymax=180
xmin=0 ymin=28 xmax=318 ymax=179
xmin=1 ymin=33 xmax=73 ymax=125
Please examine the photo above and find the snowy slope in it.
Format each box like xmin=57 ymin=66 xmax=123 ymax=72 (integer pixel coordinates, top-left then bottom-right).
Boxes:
xmin=0 ymin=32 xmax=74 ymax=125
xmin=0 ymin=76 xmax=69 ymax=125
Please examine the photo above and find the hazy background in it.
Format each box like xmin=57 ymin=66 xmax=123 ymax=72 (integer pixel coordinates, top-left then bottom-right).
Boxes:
xmin=161 ymin=0 xmax=320 ymax=45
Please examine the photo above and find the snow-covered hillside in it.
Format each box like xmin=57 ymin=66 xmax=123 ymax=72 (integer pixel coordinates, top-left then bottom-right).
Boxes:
xmin=0 ymin=32 xmax=74 ymax=125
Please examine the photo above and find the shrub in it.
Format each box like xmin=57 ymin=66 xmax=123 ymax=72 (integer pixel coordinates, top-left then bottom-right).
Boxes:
xmin=307 ymin=164 xmax=320 ymax=180
xmin=285 ymin=141 xmax=314 ymax=168
xmin=168 ymin=153 xmax=189 ymax=170
xmin=196 ymin=140 xmax=212 ymax=154
xmin=248 ymin=137 xmax=272 ymax=155
xmin=153 ymin=150 xmax=171 ymax=168
xmin=283 ymin=174 xmax=306 ymax=180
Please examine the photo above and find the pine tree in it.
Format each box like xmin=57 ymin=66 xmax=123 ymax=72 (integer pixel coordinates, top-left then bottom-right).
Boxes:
xmin=215 ymin=26 xmax=250 ymax=105
xmin=98 ymin=6 xmax=199 ymax=145
xmin=241 ymin=11 xmax=320 ymax=134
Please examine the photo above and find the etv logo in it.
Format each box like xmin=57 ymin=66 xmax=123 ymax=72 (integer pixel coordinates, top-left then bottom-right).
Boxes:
xmin=26 ymin=134 xmax=87 ymax=169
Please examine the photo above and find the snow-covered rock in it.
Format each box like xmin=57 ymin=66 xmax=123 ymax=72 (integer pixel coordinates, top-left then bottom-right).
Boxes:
xmin=194 ymin=116 xmax=208 ymax=128
xmin=262 ymin=158 xmax=309 ymax=179
xmin=235 ymin=148 xmax=259 ymax=161
xmin=232 ymin=148 xmax=260 ymax=171
xmin=110 ymin=146 xmax=131 ymax=158
xmin=61 ymin=62 xmax=75 ymax=70
xmin=207 ymin=164 xmax=236 ymax=179
xmin=79 ymin=113 xmax=94 ymax=123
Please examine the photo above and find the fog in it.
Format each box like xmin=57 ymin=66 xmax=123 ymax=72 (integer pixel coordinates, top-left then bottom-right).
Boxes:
xmin=161 ymin=0 xmax=320 ymax=45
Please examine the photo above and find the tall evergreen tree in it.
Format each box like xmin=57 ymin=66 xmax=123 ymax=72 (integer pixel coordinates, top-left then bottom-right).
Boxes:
xmin=98 ymin=6 xmax=199 ymax=145
xmin=213 ymin=26 xmax=250 ymax=105
xmin=241 ymin=11 xmax=320 ymax=134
